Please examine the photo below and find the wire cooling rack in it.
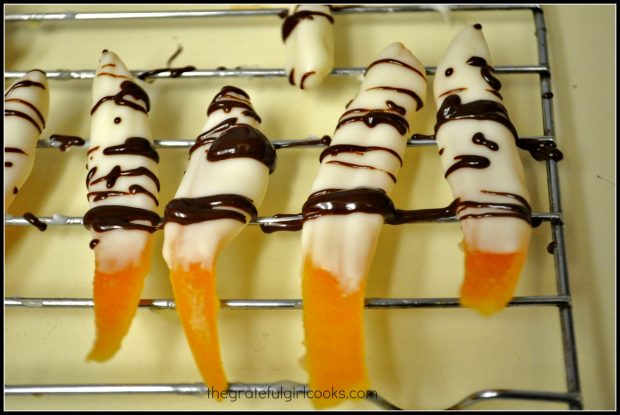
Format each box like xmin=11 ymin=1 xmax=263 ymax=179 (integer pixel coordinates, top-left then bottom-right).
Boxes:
xmin=4 ymin=4 xmax=582 ymax=410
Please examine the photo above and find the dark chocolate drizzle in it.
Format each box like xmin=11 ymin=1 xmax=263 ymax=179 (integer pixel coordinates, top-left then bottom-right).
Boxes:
xmin=320 ymin=144 xmax=403 ymax=167
xmin=472 ymin=132 xmax=499 ymax=151
xmin=49 ymin=134 xmax=86 ymax=151
xmin=325 ymin=160 xmax=397 ymax=183
xmin=23 ymin=212 xmax=47 ymax=232
xmin=435 ymin=95 xmax=518 ymax=139
xmin=190 ymin=117 xmax=239 ymax=156
xmin=206 ymin=125 xmax=277 ymax=174
xmin=207 ymin=86 xmax=261 ymax=123
xmin=282 ymin=9 xmax=334 ymax=42
xmin=87 ymin=184 xmax=159 ymax=206
xmin=4 ymin=80 xmax=46 ymax=97
xmin=102 ymin=137 xmax=160 ymax=163
xmin=89 ymin=165 xmax=160 ymax=191
xmin=89 ymin=239 xmax=100 ymax=249
xmin=5 ymin=98 xmax=46 ymax=128
xmin=337 ymin=110 xmax=409 ymax=136
xmin=445 ymin=155 xmax=491 ymax=178
xmin=5 ymin=161 xmax=13 ymax=167
xmin=164 ymin=194 xmax=257 ymax=225
xmin=5 ymin=147 xmax=28 ymax=156
xmin=4 ymin=109 xmax=43 ymax=133
xmin=13 ymin=187 xmax=19 ymax=194
xmin=467 ymin=56 xmax=502 ymax=92
xmin=366 ymin=86 xmax=424 ymax=111
xmin=436 ymin=94 xmax=563 ymax=162
xmin=288 ymin=68 xmax=296 ymax=86
xmin=366 ymin=58 xmax=426 ymax=80
xmin=91 ymin=80 xmax=150 ymax=115
xmin=300 ymin=71 xmax=316 ymax=90
xmin=83 ymin=205 xmax=161 ymax=233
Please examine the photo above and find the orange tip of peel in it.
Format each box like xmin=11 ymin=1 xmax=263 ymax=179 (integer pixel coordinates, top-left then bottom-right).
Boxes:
xmin=170 ymin=262 xmax=228 ymax=396
xmin=87 ymin=238 xmax=154 ymax=362
xmin=460 ymin=248 xmax=527 ymax=316
xmin=302 ymin=261 xmax=369 ymax=409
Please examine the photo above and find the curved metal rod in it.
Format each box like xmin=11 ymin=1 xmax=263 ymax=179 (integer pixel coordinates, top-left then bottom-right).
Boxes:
xmin=447 ymin=389 xmax=581 ymax=410
xmin=3 ymin=381 xmax=399 ymax=410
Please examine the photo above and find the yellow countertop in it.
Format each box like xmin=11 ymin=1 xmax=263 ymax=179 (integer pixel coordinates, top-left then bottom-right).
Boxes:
xmin=4 ymin=4 xmax=615 ymax=411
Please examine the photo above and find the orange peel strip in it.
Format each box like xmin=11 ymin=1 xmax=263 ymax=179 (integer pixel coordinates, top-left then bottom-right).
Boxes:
xmin=460 ymin=248 xmax=527 ymax=316
xmin=87 ymin=237 xmax=154 ymax=362
xmin=170 ymin=262 xmax=228 ymax=396
xmin=302 ymin=261 xmax=369 ymax=409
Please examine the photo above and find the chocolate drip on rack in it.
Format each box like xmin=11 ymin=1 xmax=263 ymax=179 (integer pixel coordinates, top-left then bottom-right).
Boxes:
xmin=137 ymin=65 xmax=196 ymax=81
xmin=273 ymin=135 xmax=332 ymax=149
xmin=164 ymin=194 xmax=258 ymax=225
xmin=282 ymin=9 xmax=334 ymax=42
xmin=83 ymin=205 xmax=161 ymax=233
xmin=23 ymin=212 xmax=47 ymax=232
xmin=50 ymin=134 xmax=86 ymax=151
xmin=259 ymin=187 xmax=532 ymax=233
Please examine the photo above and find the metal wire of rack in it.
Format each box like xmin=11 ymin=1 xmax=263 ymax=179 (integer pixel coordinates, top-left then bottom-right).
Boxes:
xmin=4 ymin=4 xmax=582 ymax=410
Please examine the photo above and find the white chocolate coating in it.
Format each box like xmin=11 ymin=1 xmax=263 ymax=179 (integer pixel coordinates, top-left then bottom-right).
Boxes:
xmin=87 ymin=51 xmax=159 ymax=272
xmin=162 ymin=88 xmax=270 ymax=270
xmin=283 ymin=5 xmax=334 ymax=90
xmin=434 ymin=24 xmax=531 ymax=253
xmin=4 ymin=70 xmax=49 ymax=210
xmin=302 ymin=42 xmax=427 ymax=294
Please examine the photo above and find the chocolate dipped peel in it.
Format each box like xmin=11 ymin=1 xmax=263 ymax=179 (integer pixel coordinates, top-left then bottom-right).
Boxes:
xmin=282 ymin=4 xmax=334 ymax=90
xmin=84 ymin=50 xmax=160 ymax=361
xmin=4 ymin=70 xmax=49 ymax=210
xmin=162 ymin=86 xmax=276 ymax=395
xmin=300 ymin=42 xmax=427 ymax=408
xmin=433 ymin=24 xmax=532 ymax=315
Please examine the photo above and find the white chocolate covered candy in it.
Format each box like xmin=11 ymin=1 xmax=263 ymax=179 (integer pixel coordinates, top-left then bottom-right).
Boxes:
xmin=84 ymin=50 xmax=160 ymax=361
xmin=434 ymin=24 xmax=532 ymax=315
xmin=4 ymin=70 xmax=49 ymax=210
xmin=282 ymin=4 xmax=334 ymax=90
xmin=300 ymin=42 xmax=427 ymax=408
xmin=162 ymin=86 xmax=276 ymax=393
xmin=303 ymin=41 xmax=427 ymax=294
